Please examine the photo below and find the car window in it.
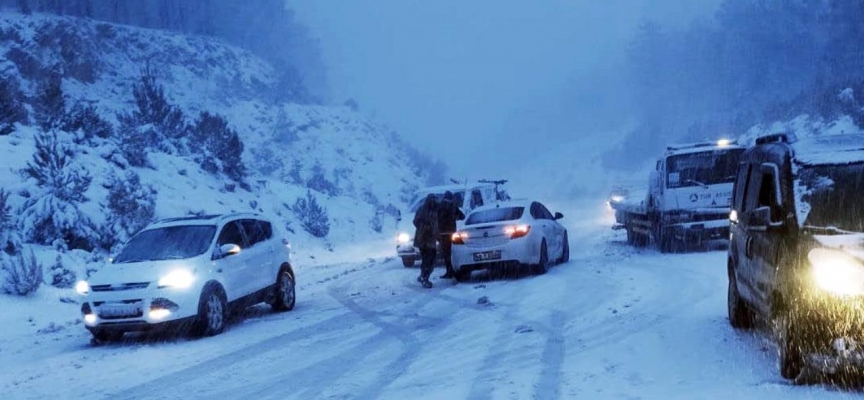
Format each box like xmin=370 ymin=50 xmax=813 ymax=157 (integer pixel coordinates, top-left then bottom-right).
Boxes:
xmin=756 ymin=168 xmax=782 ymax=223
xmin=732 ymin=163 xmax=750 ymax=211
xmin=538 ymin=203 xmax=554 ymax=220
xmin=529 ymin=203 xmax=540 ymax=219
xmin=466 ymin=207 xmax=524 ymax=225
xmin=743 ymin=166 xmax=763 ymax=214
xmin=217 ymin=220 xmax=247 ymax=247
xmin=470 ymin=190 xmax=483 ymax=209
xmin=241 ymin=219 xmax=271 ymax=247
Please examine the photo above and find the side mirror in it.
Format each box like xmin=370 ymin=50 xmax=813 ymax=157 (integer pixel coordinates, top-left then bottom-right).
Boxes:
xmin=649 ymin=171 xmax=661 ymax=191
xmin=216 ymin=243 xmax=241 ymax=259
xmin=396 ymin=210 xmax=402 ymax=222
xmin=554 ymin=212 xmax=564 ymax=220
xmin=747 ymin=207 xmax=783 ymax=231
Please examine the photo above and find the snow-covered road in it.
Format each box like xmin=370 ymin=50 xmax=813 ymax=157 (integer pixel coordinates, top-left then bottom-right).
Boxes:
xmin=2 ymin=201 xmax=862 ymax=399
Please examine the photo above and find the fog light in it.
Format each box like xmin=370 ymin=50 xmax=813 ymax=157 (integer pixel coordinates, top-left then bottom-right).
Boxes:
xmin=149 ymin=309 xmax=171 ymax=321
xmin=84 ymin=314 xmax=97 ymax=326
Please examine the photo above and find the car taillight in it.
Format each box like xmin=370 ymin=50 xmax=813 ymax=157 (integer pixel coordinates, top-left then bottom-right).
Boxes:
xmin=504 ymin=225 xmax=531 ymax=239
xmin=452 ymin=232 xmax=468 ymax=245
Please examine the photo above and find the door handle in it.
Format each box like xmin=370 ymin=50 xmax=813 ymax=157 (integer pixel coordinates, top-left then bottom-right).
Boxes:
xmin=745 ymin=236 xmax=754 ymax=259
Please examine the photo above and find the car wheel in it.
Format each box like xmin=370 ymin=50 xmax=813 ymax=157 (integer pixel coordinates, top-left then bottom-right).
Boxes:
xmin=402 ymin=257 xmax=415 ymax=268
xmin=194 ymin=284 xmax=227 ymax=337
xmin=727 ymin=269 xmax=752 ymax=329
xmin=271 ymin=269 xmax=296 ymax=312
xmin=558 ymin=231 xmax=570 ymax=264
xmin=773 ymin=309 xmax=804 ymax=380
xmin=657 ymin=226 xmax=674 ymax=253
xmin=533 ymin=240 xmax=549 ymax=275
xmin=91 ymin=329 xmax=124 ymax=344
xmin=454 ymin=267 xmax=471 ymax=282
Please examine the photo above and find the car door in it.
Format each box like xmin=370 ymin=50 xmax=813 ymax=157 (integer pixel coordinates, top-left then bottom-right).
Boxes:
xmin=729 ymin=162 xmax=754 ymax=302
xmin=529 ymin=203 xmax=552 ymax=255
xmin=748 ymin=163 xmax=784 ymax=312
xmin=240 ymin=219 xmax=276 ymax=292
xmin=537 ymin=202 xmax=563 ymax=257
xmin=214 ymin=219 xmax=253 ymax=300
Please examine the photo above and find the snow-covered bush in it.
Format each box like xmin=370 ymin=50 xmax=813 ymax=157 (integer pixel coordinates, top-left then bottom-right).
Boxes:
xmin=49 ymin=254 xmax=75 ymax=289
xmin=63 ymin=103 xmax=114 ymax=142
xmin=293 ymin=190 xmax=330 ymax=238
xmin=104 ymin=171 xmax=156 ymax=247
xmin=32 ymin=71 xmax=65 ymax=131
xmin=191 ymin=111 xmax=246 ymax=181
xmin=19 ymin=132 xmax=98 ymax=251
xmin=116 ymin=119 xmax=156 ymax=167
xmin=1 ymin=249 xmax=43 ymax=296
xmin=0 ymin=75 xmax=28 ymax=135
xmin=287 ymin=159 xmax=303 ymax=185
xmin=0 ymin=189 xmax=20 ymax=255
xmin=306 ymin=161 xmax=339 ymax=197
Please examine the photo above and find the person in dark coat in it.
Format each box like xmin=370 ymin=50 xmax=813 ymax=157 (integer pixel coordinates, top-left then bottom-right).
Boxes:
xmin=437 ymin=191 xmax=465 ymax=279
xmin=413 ymin=194 xmax=439 ymax=288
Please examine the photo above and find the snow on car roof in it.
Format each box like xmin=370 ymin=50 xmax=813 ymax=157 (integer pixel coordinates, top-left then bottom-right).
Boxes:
xmin=662 ymin=142 xmax=745 ymax=157
xmin=469 ymin=199 xmax=532 ymax=213
xmin=414 ymin=182 xmax=495 ymax=196
xmin=791 ymin=134 xmax=864 ymax=166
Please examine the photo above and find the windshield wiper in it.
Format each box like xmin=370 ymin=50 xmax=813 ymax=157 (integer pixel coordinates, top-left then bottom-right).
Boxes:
xmin=802 ymin=225 xmax=859 ymax=235
xmin=115 ymin=259 xmax=147 ymax=264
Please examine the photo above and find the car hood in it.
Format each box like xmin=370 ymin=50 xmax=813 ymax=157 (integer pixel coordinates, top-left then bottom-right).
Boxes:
xmin=813 ymin=234 xmax=864 ymax=261
xmin=89 ymin=259 xmax=201 ymax=285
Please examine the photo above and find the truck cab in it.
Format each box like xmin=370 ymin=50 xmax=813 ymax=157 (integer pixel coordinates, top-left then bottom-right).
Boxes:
xmin=396 ymin=181 xmax=509 ymax=267
xmin=614 ymin=140 xmax=745 ymax=252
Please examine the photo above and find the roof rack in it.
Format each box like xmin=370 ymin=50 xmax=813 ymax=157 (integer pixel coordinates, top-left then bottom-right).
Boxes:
xmin=154 ymin=214 xmax=221 ymax=224
xmin=755 ymin=132 xmax=798 ymax=146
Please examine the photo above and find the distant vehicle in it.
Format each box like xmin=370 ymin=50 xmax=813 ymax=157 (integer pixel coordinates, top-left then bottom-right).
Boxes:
xmin=727 ymin=133 xmax=864 ymax=381
xmin=75 ymin=213 xmax=296 ymax=343
xmin=450 ymin=200 xmax=569 ymax=281
xmin=610 ymin=139 xmax=745 ymax=252
xmin=396 ymin=180 xmax=510 ymax=267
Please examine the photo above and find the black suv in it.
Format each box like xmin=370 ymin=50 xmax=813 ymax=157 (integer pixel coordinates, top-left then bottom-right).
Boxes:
xmin=727 ymin=133 xmax=864 ymax=381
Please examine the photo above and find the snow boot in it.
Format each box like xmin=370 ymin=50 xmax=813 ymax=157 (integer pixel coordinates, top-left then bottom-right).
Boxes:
xmin=420 ymin=277 xmax=433 ymax=289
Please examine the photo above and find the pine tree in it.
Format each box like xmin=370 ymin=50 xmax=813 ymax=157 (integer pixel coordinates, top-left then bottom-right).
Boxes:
xmin=0 ymin=76 xmax=27 ymax=135
xmin=33 ymin=71 xmax=66 ymax=131
xmin=49 ymin=254 xmax=75 ymax=288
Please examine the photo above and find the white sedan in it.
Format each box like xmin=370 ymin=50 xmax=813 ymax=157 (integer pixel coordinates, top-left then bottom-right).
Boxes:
xmin=451 ymin=200 xmax=569 ymax=281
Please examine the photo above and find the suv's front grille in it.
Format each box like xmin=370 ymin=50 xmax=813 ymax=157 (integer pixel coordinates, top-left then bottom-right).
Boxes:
xmin=91 ymin=282 xmax=150 ymax=292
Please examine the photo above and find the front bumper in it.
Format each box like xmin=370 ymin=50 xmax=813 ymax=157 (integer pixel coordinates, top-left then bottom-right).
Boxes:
xmin=665 ymin=218 xmax=729 ymax=243
xmin=80 ymin=285 xmax=201 ymax=331
xmin=397 ymin=244 xmax=419 ymax=259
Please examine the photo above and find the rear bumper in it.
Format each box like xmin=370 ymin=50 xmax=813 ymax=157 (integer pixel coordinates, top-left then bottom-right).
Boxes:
xmin=452 ymin=241 xmax=536 ymax=271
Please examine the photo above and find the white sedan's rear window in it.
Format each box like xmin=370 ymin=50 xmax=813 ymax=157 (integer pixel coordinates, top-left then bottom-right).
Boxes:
xmin=466 ymin=207 xmax=524 ymax=225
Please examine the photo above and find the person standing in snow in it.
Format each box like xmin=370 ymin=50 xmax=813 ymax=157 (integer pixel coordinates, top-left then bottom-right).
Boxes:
xmin=413 ymin=194 xmax=439 ymax=288
xmin=437 ymin=191 xmax=465 ymax=279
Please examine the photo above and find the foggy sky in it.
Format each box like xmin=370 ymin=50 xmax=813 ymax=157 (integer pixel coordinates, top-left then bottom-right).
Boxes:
xmin=289 ymin=1 xmax=723 ymax=176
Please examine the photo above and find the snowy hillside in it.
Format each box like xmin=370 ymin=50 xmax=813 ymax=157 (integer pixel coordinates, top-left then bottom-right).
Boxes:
xmin=0 ymin=12 xmax=434 ymax=274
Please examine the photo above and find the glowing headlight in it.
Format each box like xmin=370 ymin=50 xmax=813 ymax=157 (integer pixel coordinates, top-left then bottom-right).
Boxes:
xmin=397 ymin=233 xmax=411 ymax=244
xmin=157 ymin=270 xmax=195 ymax=289
xmin=75 ymin=280 xmax=90 ymax=295
xmin=717 ymin=139 xmax=732 ymax=147
xmin=610 ymin=195 xmax=625 ymax=203
xmin=809 ymin=248 xmax=864 ymax=296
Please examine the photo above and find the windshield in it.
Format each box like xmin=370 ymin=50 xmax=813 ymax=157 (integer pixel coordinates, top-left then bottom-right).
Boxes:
xmin=466 ymin=207 xmax=524 ymax=225
xmin=114 ymin=225 xmax=217 ymax=263
xmin=799 ymin=163 xmax=864 ymax=232
xmin=666 ymin=149 xmax=744 ymax=188
xmin=409 ymin=191 xmax=465 ymax=212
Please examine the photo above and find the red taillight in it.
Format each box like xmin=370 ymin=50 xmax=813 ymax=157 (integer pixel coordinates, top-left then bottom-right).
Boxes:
xmin=452 ymin=231 xmax=468 ymax=245
xmin=504 ymin=225 xmax=531 ymax=239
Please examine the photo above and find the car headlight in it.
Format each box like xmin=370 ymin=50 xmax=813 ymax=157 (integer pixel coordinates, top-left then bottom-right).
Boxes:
xmin=809 ymin=248 xmax=864 ymax=296
xmin=75 ymin=280 xmax=90 ymax=295
xmin=610 ymin=195 xmax=625 ymax=203
xmin=157 ymin=270 xmax=195 ymax=289
xmin=397 ymin=233 xmax=411 ymax=244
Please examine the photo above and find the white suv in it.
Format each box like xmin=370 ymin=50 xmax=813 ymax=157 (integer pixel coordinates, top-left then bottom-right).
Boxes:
xmin=76 ymin=213 xmax=296 ymax=343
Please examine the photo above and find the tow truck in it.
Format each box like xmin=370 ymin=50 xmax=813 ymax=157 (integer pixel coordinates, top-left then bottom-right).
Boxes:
xmin=610 ymin=140 xmax=745 ymax=252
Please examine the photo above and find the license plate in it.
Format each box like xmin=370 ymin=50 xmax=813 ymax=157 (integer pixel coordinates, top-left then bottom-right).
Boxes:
xmin=99 ymin=303 xmax=142 ymax=318
xmin=473 ymin=250 xmax=501 ymax=262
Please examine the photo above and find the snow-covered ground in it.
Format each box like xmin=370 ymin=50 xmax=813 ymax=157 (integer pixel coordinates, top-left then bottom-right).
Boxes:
xmin=2 ymin=195 xmax=862 ymax=400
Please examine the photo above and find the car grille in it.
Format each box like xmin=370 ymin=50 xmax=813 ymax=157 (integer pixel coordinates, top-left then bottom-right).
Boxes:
xmin=91 ymin=282 xmax=150 ymax=292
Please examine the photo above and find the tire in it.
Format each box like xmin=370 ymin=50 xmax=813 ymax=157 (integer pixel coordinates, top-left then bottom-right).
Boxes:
xmin=533 ymin=240 xmax=549 ymax=275
xmin=402 ymin=257 xmax=415 ymax=268
xmin=558 ymin=231 xmax=570 ymax=264
xmin=271 ymin=269 xmax=296 ymax=312
xmin=657 ymin=225 xmax=673 ymax=253
xmin=91 ymin=329 xmax=124 ymax=344
xmin=773 ymin=309 xmax=804 ymax=380
xmin=193 ymin=284 xmax=227 ymax=337
xmin=727 ymin=268 xmax=752 ymax=329
xmin=454 ymin=266 xmax=471 ymax=282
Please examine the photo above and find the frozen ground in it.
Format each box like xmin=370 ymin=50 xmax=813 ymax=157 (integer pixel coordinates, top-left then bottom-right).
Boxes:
xmin=2 ymin=197 xmax=863 ymax=400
